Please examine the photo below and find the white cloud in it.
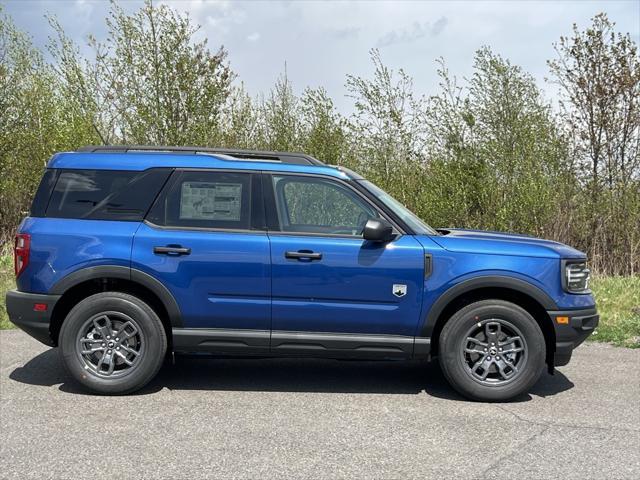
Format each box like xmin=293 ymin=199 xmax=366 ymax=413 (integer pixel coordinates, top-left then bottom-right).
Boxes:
xmin=161 ymin=0 xmax=246 ymax=35
xmin=247 ymin=32 xmax=260 ymax=42
xmin=376 ymin=17 xmax=448 ymax=47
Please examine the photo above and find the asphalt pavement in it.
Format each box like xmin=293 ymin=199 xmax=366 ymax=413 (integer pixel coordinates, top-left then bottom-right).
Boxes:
xmin=1 ymin=329 xmax=639 ymax=479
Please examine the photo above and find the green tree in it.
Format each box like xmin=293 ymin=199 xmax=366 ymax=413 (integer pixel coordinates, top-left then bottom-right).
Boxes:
xmin=469 ymin=47 xmax=570 ymax=235
xmin=548 ymin=13 xmax=640 ymax=274
xmin=423 ymin=48 xmax=571 ymax=234
xmin=221 ymin=84 xmax=259 ymax=149
xmin=0 ymin=8 xmax=97 ymax=243
xmin=50 ymin=0 xmax=235 ymax=146
xmin=299 ymin=87 xmax=347 ymax=165
xmin=345 ymin=49 xmax=427 ymax=209
xmin=258 ymin=69 xmax=301 ymax=151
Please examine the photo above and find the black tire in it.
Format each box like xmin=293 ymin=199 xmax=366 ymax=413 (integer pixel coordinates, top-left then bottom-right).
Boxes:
xmin=438 ymin=300 xmax=545 ymax=402
xmin=59 ymin=292 xmax=167 ymax=395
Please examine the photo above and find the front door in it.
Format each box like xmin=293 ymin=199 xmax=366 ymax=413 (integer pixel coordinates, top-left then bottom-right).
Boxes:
xmin=264 ymin=173 xmax=426 ymax=357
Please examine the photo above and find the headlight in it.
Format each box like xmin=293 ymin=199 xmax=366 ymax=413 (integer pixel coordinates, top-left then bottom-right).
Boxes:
xmin=563 ymin=260 xmax=591 ymax=293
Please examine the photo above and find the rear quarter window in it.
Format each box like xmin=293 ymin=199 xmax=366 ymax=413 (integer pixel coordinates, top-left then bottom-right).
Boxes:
xmin=45 ymin=169 xmax=171 ymax=221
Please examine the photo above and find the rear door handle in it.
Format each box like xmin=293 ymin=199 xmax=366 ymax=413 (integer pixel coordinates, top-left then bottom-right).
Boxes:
xmin=285 ymin=250 xmax=322 ymax=261
xmin=153 ymin=245 xmax=191 ymax=256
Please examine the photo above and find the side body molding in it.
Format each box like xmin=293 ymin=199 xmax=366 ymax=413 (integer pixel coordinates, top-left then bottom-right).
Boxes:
xmin=50 ymin=265 xmax=182 ymax=327
xmin=420 ymin=275 xmax=558 ymax=337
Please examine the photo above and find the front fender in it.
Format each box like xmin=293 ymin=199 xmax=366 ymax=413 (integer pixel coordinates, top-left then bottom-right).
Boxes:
xmin=419 ymin=274 xmax=558 ymax=337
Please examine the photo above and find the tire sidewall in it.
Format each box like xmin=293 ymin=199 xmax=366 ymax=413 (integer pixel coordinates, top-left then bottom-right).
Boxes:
xmin=439 ymin=301 xmax=545 ymax=402
xmin=59 ymin=292 xmax=166 ymax=395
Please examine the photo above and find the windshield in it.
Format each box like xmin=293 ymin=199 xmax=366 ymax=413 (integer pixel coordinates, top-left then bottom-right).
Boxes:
xmin=358 ymin=180 xmax=438 ymax=236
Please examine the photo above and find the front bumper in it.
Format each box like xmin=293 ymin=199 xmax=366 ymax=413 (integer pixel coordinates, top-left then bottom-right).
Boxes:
xmin=5 ymin=290 xmax=60 ymax=346
xmin=547 ymin=307 xmax=599 ymax=366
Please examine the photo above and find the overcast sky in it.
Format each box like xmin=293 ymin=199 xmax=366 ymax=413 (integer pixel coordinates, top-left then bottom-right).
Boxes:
xmin=3 ymin=0 xmax=639 ymax=113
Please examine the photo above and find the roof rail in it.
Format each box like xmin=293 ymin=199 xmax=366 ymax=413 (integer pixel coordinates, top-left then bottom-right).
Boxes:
xmin=77 ymin=145 xmax=325 ymax=166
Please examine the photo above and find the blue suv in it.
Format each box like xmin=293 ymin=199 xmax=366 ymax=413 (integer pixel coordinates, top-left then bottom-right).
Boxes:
xmin=6 ymin=146 xmax=598 ymax=400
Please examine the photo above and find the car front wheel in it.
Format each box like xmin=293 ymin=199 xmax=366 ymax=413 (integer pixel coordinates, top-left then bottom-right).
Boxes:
xmin=438 ymin=300 xmax=546 ymax=402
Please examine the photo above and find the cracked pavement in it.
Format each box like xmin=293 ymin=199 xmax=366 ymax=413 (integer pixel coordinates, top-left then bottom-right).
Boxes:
xmin=1 ymin=330 xmax=639 ymax=479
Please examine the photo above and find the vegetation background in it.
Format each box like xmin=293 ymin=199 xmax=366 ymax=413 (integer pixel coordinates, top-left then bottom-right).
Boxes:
xmin=0 ymin=1 xmax=638 ymax=345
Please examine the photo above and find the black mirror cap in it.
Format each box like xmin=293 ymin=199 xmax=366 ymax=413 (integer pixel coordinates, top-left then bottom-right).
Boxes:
xmin=363 ymin=218 xmax=395 ymax=242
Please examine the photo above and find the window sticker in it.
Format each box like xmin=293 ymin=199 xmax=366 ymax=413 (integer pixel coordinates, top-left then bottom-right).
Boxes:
xmin=179 ymin=182 xmax=242 ymax=221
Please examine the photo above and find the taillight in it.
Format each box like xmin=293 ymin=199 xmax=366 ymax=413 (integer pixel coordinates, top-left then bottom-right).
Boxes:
xmin=14 ymin=233 xmax=31 ymax=278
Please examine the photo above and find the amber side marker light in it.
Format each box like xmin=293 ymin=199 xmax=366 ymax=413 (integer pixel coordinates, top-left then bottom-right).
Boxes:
xmin=556 ymin=316 xmax=569 ymax=325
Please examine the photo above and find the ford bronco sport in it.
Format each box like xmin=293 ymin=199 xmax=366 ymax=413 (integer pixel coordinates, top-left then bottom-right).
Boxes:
xmin=5 ymin=146 xmax=598 ymax=401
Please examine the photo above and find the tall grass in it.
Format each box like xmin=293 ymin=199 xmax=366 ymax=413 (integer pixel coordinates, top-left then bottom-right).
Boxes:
xmin=0 ymin=252 xmax=13 ymax=329
xmin=589 ymin=276 xmax=640 ymax=348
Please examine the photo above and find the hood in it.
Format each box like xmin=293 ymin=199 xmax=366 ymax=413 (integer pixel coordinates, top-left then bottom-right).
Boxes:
xmin=429 ymin=228 xmax=586 ymax=259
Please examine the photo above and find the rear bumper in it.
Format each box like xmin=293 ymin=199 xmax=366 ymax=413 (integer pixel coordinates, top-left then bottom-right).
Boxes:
xmin=5 ymin=290 xmax=60 ymax=346
xmin=547 ymin=307 xmax=599 ymax=366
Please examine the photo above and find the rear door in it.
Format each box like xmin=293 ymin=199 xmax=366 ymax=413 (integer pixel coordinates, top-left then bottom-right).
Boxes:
xmin=131 ymin=169 xmax=271 ymax=352
xmin=264 ymin=173 xmax=426 ymax=357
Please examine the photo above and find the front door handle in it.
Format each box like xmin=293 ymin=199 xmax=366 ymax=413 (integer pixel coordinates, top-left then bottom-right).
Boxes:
xmin=153 ymin=245 xmax=191 ymax=256
xmin=285 ymin=250 xmax=322 ymax=261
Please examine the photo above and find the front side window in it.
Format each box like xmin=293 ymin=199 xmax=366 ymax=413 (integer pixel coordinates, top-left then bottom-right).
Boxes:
xmin=272 ymin=175 xmax=379 ymax=236
xmin=147 ymin=170 xmax=252 ymax=230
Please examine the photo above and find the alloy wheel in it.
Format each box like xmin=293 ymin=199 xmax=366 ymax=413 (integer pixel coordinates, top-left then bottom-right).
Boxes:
xmin=75 ymin=311 xmax=145 ymax=378
xmin=460 ymin=318 xmax=528 ymax=386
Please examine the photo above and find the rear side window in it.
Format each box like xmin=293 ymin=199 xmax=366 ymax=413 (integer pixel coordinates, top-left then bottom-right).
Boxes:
xmin=146 ymin=170 xmax=254 ymax=230
xmin=46 ymin=169 xmax=171 ymax=221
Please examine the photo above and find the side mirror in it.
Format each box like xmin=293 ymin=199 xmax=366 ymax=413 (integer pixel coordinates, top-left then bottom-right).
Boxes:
xmin=363 ymin=218 xmax=395 ymax=243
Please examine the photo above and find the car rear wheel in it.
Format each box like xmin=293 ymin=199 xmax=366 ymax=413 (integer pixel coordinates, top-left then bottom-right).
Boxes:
xmin=438 ymin=300 xmax=545 ymax=402
xmin=59 ymin=292 xmax=167 ymax=395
